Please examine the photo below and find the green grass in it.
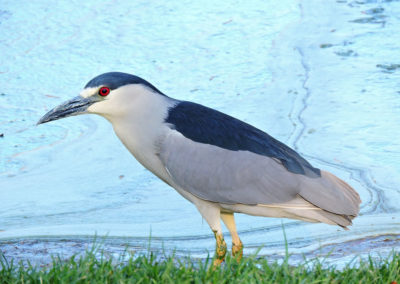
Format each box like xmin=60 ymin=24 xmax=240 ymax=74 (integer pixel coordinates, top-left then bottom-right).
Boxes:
xmin=1 ymin=247 xmax=399 ymax=284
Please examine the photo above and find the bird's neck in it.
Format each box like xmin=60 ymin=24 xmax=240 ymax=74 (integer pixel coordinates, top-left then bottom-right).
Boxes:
xmin=108 ymin=91 xmax=177 ymax=177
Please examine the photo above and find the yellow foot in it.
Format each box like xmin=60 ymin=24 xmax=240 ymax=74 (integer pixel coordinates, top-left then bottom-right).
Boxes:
xmin=213 ymin=232 xmax=227 ymax=267
xmin=212 ymin=257 xmax=224 ymax=267
xmin=232 ymin=240 xmax=243 ymax=262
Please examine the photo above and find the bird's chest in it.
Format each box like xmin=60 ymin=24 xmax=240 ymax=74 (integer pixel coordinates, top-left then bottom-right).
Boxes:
xmin=110 ymin=117 xmax=224 ymax=208
xmin=112 ymin=120 xmax=171 ymax=182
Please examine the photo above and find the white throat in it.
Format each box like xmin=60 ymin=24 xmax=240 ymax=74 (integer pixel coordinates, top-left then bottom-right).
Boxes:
xmin=88 ymin=84 xmax=178 ymax=175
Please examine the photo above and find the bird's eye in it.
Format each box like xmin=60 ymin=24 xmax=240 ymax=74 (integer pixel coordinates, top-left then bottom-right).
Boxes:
xmin=99 ymin=87 xmax=110 ymax=97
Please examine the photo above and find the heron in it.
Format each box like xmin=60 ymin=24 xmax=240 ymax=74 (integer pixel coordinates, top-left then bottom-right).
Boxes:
xmin=38 ymin=72 xmax=361 ymax=265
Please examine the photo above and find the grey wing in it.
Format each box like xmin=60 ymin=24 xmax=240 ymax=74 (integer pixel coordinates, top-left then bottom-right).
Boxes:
xmin=159 ymin=131 xmax=302 ymax=205
xmin=160 ymin=131 xmax=360 ymax=216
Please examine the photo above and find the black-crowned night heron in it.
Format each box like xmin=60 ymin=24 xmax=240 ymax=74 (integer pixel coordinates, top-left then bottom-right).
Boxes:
xmin=38 ymin=72 xmax=361 ymax=265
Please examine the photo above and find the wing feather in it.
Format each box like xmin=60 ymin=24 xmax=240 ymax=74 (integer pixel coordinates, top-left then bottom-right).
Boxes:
xmin=165 ymin=101 xmax=320 ymax=177
xmin=160 ymin=131 xmax=360 ymax=216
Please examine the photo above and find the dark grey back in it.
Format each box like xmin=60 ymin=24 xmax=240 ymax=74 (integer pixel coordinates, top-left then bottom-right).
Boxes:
xmin=165 ymin=101 xmax=321 ymax=178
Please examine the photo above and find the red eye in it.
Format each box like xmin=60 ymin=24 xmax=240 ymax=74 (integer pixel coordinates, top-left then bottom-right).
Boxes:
xmin=99 ymin=87 xmax=110 ymax=96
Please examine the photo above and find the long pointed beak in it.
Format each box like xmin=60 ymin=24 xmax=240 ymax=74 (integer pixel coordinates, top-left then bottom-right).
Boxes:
xmin=37 ymin=96 xmax=98 ymax=125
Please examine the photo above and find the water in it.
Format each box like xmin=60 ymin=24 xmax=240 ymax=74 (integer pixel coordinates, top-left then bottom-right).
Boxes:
xmin=1 ymin=0 xmax=400 ymax=266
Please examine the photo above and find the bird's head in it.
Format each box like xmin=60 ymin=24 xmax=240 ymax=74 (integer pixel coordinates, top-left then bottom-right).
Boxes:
xmin=37 ymin=72 xmax=165 ymax=125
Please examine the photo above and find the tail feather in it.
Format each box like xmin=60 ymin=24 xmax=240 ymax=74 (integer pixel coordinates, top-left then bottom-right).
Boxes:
xmin=317 ymin=209 xmax=354 ymax=229
xmin=254 ymin=195 xmax=358 ymax=228
xmin=299 ymin=170 xmax=361 ymax=217
xmin=283 ymin=204 xmax=355 ymax=228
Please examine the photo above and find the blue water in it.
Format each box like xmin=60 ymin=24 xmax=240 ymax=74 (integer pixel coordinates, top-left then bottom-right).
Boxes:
xmin=1 ymin=0 xmax=400 ymax=266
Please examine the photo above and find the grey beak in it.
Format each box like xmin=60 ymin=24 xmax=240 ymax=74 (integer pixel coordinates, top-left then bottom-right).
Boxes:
xmin=37 ymin=96 xmax=98 ymax=125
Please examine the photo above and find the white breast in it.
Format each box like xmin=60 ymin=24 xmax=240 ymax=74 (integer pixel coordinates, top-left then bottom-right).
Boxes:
xmin=90 ymin=84 xmax=178 ymax=181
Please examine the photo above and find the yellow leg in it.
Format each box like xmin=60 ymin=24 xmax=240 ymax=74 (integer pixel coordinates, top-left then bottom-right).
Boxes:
xmin=221 ymin=212 xmax=243 ymax=261
xmin=232 ymin=239 xmax=243 ymax=260
xmin=213 ymin=232 xmax=227 ymax=266
xmin=193 ymin=202 xmax=227 ymax=266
